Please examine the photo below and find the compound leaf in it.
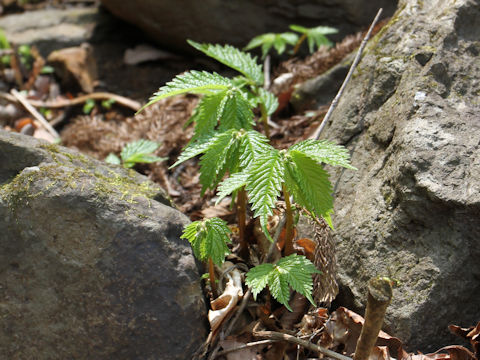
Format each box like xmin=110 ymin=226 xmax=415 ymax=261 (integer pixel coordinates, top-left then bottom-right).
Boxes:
xmin=120 ymin=139 xmax=166 ymax=168
xmin=257 ymin=88 xmax=279 ymax=116
xmin=289 ymin=139 xmax=355 ymax=169
xmin=181 ymin=217 xmax=231 ymax=266
xmin=198 ymin=130 xmax=239 ymax=193
xmin=245 ymin=254 xmax=319 ymax=311
xmin=245 ymin=150 xmax=284 ymax=240
xmin=141 ymin=70 xmax=232 ymax=111
xmin=216 ymin=172 xmax=248 ymax=204
xmin=285 ymin=150 xmax=333 ymax=220
xmin=218 ymin=90 xmax=255 ymax=132
xmin=188 ymin=40 xmax=263 ymax=85
xmin=170 ymin=136 xmax=213 ymax=168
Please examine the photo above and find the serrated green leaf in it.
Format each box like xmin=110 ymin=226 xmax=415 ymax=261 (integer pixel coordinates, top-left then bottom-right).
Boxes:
xmin=277 ymin=254 xmax=320 ymax=306
xmin=181 ymin=218 xmax=231 ymax=266
xmin=245 ymin=263 xmax=274 ymax=299
xmin=216 ymin=172 xmax=248 ymax=204
xmin=289 ymin=139 xmax=356 ymax=169
xmin=140 ymin=70 xmax=232 ymax=111
xmin=198 ymin=130 xmax=239 ymax=194
xmin=170 ymin=136 xmax=213 ymax=168
xmin=238 ymin=130 xmax=272 ymax=169
xmin=218 ymin=90 xmax=255 ymax=132
xmin=245 ymin=150 xmax=284 ymax=239
xmin=257 ymin=88 xmax=279 ymax=116
xmin=105 ymin=153 xmax=121 ymax=165
xmin=246 ymin=255 xmax=319 ymax=311
xmin=188 ymin=40 xmax=263 ymax=85
xmin=245 ymin=32 xmax=298 ymax=59
xmin=289 ymin=25 xmax=338 ymax=53
xmin=119 ymin=139 xmax=164 ymax=167
xmin=285 ymin=150 xmax=333 ymax=219
xmin=123 ymin=154 xmax=166 ymax=168
xmin=191 ymin=90 xmax=228 ymax=141
xmin=269 ymin=269 xmax=292 ymax=310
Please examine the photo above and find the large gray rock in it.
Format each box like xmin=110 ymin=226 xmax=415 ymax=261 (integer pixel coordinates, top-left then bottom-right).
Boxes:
xmin=320 ymin=0 xmax=480 ymax=352
xmin=0 ymin=7 xmax=101 ymax=57
xmin=99 ymin=0 xmax=397 ymax=52
xmin=0 ymin=130 xmax=207 ymax=359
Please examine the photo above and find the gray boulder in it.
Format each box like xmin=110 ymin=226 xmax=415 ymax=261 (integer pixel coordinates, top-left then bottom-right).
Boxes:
xmin=0 ymin=130 xmax=207 ymax=359
xmin=99 ymin=0 xmax=397 ymax=52
xmin=0 ymin=7 xmax=101 ymax=57
xmin=320 ymin=0 xmax=480 ymax=352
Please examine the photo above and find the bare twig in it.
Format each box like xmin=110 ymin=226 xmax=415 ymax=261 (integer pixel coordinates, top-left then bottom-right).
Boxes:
xmin=253 ymin=328 xmax=353 ymax=360
xmin=216 ymin=339 xmax=278 ymax=357
xmin=354 ymin=277 xmax=393 ymax=360
xmin=10 ymin=89 xmax=59 ymax=139
xmin=1 ymin=91 xmax=141 ymax=112
xmin=311 ymin=8 xmax=383 ymax=140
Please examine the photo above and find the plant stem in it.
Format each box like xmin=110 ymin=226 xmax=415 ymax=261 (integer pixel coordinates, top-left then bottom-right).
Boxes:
xmin=259 ymin=102 xmax=270 ymax=139
xmin=292 ymin=33 xmax=307 ymax=55
xmin=354 ymin=277 xmax=393 ymax=360
xmin=282 ymin=185 xmax=295 ymax=256
xmin=209 ymin=257 xmax=218 ymax=298
xmin=237 ymin=187 xmax=248 ymax=258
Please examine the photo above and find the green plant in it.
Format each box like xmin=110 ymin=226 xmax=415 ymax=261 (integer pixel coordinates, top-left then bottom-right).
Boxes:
xmin=105 ymin=139 xmax=166 ymax=168
xmin=289 ymin=25 xmax=338 ymax=54
xmin=246 ymin=254 xmax=320 ymax=311
xmin=142 ymin=40 xmax=354 ymax=309
xmin=245 ymin=24 xmax=338 ymax=58
xmin=181 ymin=217 xmax=231 ymax=296
xmin=244 ymin=32 xmax=299 ymax=59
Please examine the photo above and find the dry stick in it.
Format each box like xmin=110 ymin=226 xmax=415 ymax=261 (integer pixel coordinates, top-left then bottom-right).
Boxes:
xmin=215 ymin=339 xmax=279 ymax=357
xmin=354 ymin=278 xmax=393 ymax=360
xmin=11 ymin=89 xmax=59 ymax=139
xmin=253 ymin=329 xmax=353 ymax=360
xmin=1 ymin=91 xmax=141 ymax=112
xmin=263 ymin=54 xmax=280 ymax=130
xmin=311 ymin=8 xmax=383 ymax=141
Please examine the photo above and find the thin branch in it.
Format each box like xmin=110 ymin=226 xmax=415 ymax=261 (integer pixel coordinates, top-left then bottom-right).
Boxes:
xmin=10 ymin=89 xmax=59 ymax=139
xmin=1 ymin=91 xmax=141 ymax=112
xmin=311 ymin=8 xmax=383 ymax=141
xmin=216 ymin=339 xmax=278 ymax=357
xmin=253 ymin=329 xmax=353 ymax=360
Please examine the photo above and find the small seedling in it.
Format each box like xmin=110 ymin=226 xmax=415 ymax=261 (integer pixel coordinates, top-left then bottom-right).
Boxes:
xmin=244 ymin=32 xmax=299 ymax=59
xmin=245 ymin=24 xmax=338 ymax=58
xmin=143 ymin=40 xmax=355 ymax=310
xmin=289 ymin=25 xmax=338 ymax=54
xmin=105 ymin=139 xmax=166 ymax=168
xmin=181 ymin=217 xmax=232 ymax=296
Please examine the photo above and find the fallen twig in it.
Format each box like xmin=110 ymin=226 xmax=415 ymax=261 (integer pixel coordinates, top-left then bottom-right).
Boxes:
xmin=10 ymin=89 xmax=59 ymax=139
xmin=311 ymin=8 xmax=383 ymax=140
xmin=0 ymin=91 xmax=141 ymax=112
xmin=216 ymin=339 xmax=278 ymax=357
xmin=354 ymin=277 xmax=393 ymax=360
xmin=253 ymin=328 xmax=353 ymax=360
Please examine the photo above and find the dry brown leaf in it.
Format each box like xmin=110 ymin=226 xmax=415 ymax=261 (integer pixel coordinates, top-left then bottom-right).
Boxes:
xmin=208 ymin=262 xmax=243 ymax=336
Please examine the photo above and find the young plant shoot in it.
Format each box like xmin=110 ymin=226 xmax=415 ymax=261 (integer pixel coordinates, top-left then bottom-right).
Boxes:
xmin=142 ymin=40 xmax=355 ymax=310
xmin=181 ymin=217 xmax=231 ymax=297
xmin=105 ymin=139 xmax=166 ymax=168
